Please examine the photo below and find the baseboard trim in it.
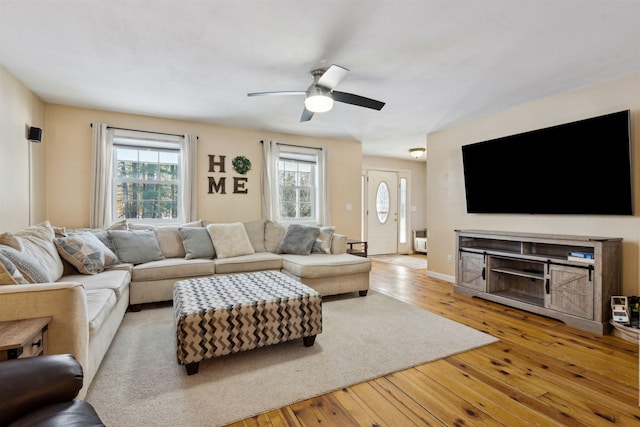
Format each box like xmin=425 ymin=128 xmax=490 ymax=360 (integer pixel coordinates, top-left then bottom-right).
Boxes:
xmin=427 ymin=271 xmax=455 ymax=283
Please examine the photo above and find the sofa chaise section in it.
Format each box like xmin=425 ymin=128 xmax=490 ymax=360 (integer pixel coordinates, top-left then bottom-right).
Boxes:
xmin=282 ymin=253 xmax=371 ymax=296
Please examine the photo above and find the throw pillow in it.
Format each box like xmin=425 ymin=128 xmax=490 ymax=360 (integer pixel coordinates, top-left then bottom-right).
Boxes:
xmin=0 ymin=221 xmax=64 ymax=282
xmin=0 ymin=252 xmax=28 ymax=285
xmin=154 ymin=226 xmax=186 ymax=258
xmin=127 ymin=222 xmax=154 ymax=230
xmin=90 ymin=230 xmax=118 ymax=254
xmin=264 ymin=221 xmax=287 ymax=253
xmin=54 ymin=232 xmax=119 ymax=275
xmin=243 ymin=219 xmax=267 ymax=252
xmin=206 ymin=223 xmax=255 ymax=259
xmin=107 ymin=219 xmax=128 ymax=230
xmin=108 ymin=230 xmax=165 ymax=265
xmin=0 ymin=245 xmax=51 ymax=283
xmin=179 ymin=227 xmax=215 ymax=259
xmin=181 ymin=220 xmax=204 ymax=227
xmin=277 ymin=224 xmax=320 ymax=255
xmin=312 ymin=226 xmax=336 ymax=254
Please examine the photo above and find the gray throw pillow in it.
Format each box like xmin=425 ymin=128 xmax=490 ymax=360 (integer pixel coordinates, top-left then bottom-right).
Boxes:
xmin=89 ymin=230 xmax=117 ymax=254
xmin=277 ymin=224 xmax=320 ymax=255
xmin=0 ymin=252 xmax=28 ymax=285
xmin=0 ymin=245 xmax=51 ymax=283
xmin=179 ymin=227 xmax=215 ymax=259
xmin=108 ymin=230 xmax=165 ymax=265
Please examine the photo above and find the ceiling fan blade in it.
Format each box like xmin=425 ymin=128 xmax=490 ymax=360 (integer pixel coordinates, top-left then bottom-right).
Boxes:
xmin=316 ymin=64 xmax=349 ymax=89
xmin=332 ymin=91 xmax=385 ymax=110
xmin=300 ymin=108 xmax=314 ymax=122
xmin=247 ymin=91 xmax=306 ymax=97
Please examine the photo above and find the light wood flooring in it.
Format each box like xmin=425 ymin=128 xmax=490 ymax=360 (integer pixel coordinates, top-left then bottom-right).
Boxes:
xmin=230 ymin=257 xmax=639 ymax=426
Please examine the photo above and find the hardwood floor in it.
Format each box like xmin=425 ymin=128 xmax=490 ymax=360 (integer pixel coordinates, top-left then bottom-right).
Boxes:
xmin=230 ymin=258 xmax=639 ymax=426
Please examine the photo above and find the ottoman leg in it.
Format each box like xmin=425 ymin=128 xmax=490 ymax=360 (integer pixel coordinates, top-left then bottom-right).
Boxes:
xmin=185 ymin=362 xmax=199 ymax=375
xmin=303 ymin=335 xmax=316 ymax=347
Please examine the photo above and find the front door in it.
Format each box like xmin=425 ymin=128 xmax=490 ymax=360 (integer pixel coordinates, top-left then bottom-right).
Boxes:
xmin=367 ymin=170 xmax=398 ymax=255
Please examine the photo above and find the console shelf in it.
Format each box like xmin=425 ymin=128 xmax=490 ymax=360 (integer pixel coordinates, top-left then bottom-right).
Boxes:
xmin=490 ymin=267 xmax=544 ymax=280
xmin=455 ymin=230 xmax=622 ymax=335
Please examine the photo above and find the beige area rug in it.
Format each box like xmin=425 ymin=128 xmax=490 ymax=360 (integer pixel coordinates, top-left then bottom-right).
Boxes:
xmin=370 ymin=254 xmax=429 ymax=269
xmin=86 ymin=292 xmax=496 ymax=427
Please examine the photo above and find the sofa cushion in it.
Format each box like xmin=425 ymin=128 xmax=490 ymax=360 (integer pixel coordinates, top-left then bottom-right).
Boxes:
xmin=282 ymin=253 xmax=372 ymax=278
xmin=206 ymin=223 xmax=255 ymax=259
xmin=54 ymin=232 xmax=118 ymax=275
xmin=179 ymin=227 xmax=215 ymax=259
xmin=264 ymin=221 xmax=286 ymax=253
xmin=243 ymin=219 xmax=267 ymax=252
xmin=108 ymin=230 xmax=165 ymax=265
xmin=60 ymin=268 xmax=131 ymax=299
xmin=154 ymin=226 xmax=186 ymax=258
xmin=108 ymin=219 xmax=128 ymax=230
xmin=0 ymin=245 xmax=51 ymax=283
xmin=131 ymin=258 xmax=216 ymax=282
xmin=213 ymin=252 xmax=282 ymax=274
xmin=277 ymin=224 xmax=320 ymax=255
xmin=0 ymin=221 xmax=64 ymax=282
xmin=0 ymin=252 xmax=28 ymax=285
xmin=312 ymin=226 xmax=335 ymax=254
xmin=85 ymin=288 xmax=117 ymax=337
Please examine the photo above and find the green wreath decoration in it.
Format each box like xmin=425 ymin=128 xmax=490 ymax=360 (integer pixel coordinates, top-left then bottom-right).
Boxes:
xmin=232 ymin=155 xmax=252 ymax=175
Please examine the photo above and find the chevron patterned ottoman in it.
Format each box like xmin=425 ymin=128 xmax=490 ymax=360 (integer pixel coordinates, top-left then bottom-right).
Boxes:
xmin=173 ymin=271 xmax=322 ymax=374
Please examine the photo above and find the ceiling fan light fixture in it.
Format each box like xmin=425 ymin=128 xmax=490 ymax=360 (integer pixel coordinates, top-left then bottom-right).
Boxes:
xmin=409 ymin=148 xmax=426 ymax=158
xmin=305 ymin=86 xmax=334 ymax=113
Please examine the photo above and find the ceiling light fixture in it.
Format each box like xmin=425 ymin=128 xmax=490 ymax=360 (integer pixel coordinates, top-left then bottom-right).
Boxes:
xmin=304 ymin=85 xmax=334 ymax=113
xmin=409 ymin=148 xmax=426 ymax=158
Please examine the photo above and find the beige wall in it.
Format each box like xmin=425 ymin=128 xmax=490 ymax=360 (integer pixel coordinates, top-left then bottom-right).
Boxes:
xmin=0 ymin=66 xmax=46 ymax=231
xmin=427 ymin=70 xmax=640 ymax=295
xmin=363 ymin=156 xmax=427 ymax=232
xmin=43 ymin=104 xmax=363 ymax=238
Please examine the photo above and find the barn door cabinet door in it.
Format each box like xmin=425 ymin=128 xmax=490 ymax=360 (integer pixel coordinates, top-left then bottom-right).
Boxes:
xmin=459 ymin=251 xmax=486 ymax=292
xmin=546 ymin=264 xmax=595 ymax=320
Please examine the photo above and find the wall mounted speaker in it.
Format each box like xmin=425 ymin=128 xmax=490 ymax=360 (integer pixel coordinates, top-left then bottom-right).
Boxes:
xmin=28 ymin=127 xmax=42 ymax=142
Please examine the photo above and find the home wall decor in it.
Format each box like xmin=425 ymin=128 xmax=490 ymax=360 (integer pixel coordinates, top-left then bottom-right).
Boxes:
xmin=207 ymin=154 xmax=250 ymax=195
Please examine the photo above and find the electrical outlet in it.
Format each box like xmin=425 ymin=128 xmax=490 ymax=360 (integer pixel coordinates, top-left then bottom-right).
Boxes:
xmin=447 ymin=255 xmax=452 ymax=264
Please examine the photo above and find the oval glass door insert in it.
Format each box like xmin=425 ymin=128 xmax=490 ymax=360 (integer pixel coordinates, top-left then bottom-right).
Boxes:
xmin=376 ymin=181 xmax=390 ymax=223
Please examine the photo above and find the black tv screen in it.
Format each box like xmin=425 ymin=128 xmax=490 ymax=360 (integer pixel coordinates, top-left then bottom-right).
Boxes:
xmin=461 ymin=110 xmax=632 ymax=215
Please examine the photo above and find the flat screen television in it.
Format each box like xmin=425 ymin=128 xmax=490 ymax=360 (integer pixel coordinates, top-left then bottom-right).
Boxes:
xmin=461 ymin=110 xmax=632 ymax=215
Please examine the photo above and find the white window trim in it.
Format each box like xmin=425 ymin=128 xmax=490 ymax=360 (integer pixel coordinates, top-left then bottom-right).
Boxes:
xmin=111 ymin=130 xmax=184 ymax=224
xmin=263 ymin=141 xmax=329 ymax=226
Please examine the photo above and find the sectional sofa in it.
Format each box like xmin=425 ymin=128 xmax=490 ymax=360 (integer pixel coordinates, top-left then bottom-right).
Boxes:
xmin=0 ymin=219 xmax=371 ymax=398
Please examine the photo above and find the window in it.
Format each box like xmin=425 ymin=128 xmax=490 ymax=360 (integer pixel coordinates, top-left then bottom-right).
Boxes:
xmin=274 ymin=145 xmax=326 ymax=224
xmin=399 ymin=177 xmax=407 ymax=244
xmin=111 ymin=131 xmax=183 ymax=223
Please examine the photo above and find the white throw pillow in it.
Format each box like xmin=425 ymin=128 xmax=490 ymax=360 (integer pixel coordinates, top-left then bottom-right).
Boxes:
xmin=206 ymin=222 xmax=255 ymax=259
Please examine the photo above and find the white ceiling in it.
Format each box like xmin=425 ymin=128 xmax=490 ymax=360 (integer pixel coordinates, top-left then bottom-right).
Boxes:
xmin=2 ymin=0 xmax=640 ymax=159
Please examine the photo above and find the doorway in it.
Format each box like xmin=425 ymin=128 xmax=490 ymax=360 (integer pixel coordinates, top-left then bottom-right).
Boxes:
xmin=366 ymin=170 xmax=398 ymax=255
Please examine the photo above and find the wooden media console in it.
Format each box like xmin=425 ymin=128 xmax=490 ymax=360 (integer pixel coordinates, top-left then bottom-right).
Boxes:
xmin=454 ymin=230 xmax=622 ymax=334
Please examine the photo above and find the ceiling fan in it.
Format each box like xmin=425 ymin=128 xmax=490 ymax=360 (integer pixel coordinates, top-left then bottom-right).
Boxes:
xmin=247 ymin=64 xmax=385 ymax=122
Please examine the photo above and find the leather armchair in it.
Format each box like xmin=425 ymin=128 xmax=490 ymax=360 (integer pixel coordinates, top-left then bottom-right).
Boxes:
xmin=0 ymin=354 xmax=105 ymax=427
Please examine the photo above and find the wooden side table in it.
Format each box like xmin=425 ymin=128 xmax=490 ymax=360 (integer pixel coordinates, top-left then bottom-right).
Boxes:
xmin=0 ymin=317 xmax=51 ymax=360
xmin=347 ymin=240 xmax=368 ymax=257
